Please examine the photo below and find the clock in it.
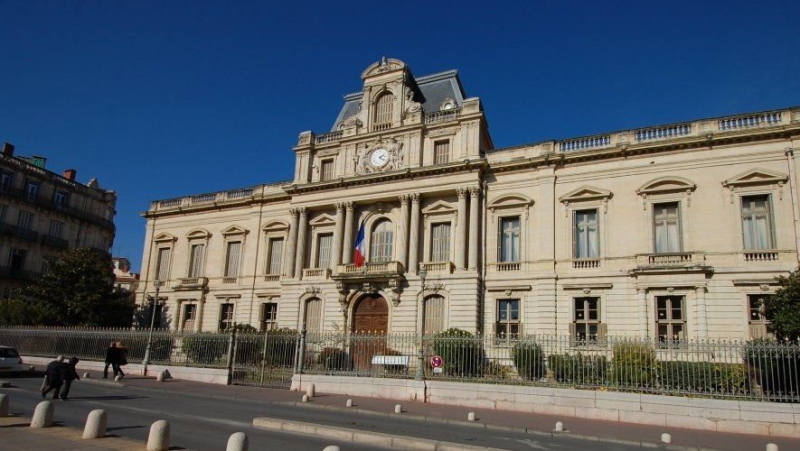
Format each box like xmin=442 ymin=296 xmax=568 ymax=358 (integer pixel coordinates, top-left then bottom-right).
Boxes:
xmin=370 ymin=148 xmax=389 ymax=167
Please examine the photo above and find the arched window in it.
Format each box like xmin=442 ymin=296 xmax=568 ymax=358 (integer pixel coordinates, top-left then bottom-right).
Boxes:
xmin=423 ymin=295 xmax=445 ymax=335
xmin=304 ymin=298 xmax=322 ymax=333
xmin=374 ymin=92 xmax=394 ymax=126
xmin=370 ymin=219 xmax=394 ymax=263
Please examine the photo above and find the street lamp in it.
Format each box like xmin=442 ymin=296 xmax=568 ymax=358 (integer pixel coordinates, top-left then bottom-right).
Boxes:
xmin=142 ymin=279 xmax=163 ymax=373
xmin=415 ymin=268 xmax=428 ymax=381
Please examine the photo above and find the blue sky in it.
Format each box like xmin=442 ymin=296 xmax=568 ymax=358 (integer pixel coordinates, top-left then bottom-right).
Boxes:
xmin=1 ymin=1 xmax=798 ymax=272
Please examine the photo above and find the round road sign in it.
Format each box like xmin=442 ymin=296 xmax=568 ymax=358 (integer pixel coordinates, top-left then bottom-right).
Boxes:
xmin=430 ymin=355 xmax=443 ymax=368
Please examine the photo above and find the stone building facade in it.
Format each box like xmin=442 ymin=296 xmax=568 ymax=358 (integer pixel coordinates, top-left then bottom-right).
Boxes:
xmin=137 ymin=58 xmax=800 ymax=341
xmin=0 ymin=142 xmax=117 ymax=294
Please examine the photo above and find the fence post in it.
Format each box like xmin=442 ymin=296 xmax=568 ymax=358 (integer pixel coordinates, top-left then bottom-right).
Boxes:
xmin=226 ymin=327 xmax=236 ymax=385
xmin=295 ymin=328 xmax=307 ymax=374
xmin=259 ymin=331 xmax=269 ymax=385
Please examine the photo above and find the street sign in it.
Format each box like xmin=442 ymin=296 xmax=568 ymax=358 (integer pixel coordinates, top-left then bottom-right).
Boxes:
xmin=430 ymin=355 xmax=443 ymax=368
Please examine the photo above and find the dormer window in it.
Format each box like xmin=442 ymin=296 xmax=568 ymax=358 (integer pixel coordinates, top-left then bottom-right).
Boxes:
xmin=374 ymin=92 xmax=394 ymax=130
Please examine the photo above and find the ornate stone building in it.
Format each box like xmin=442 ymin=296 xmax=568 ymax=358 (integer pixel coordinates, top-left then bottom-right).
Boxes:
xmin=137 ymin=58 xmax=800 ymax=341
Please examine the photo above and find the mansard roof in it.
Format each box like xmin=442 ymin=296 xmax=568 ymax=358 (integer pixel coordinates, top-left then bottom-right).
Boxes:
xmin=332 ymin=69 xmax=467 ymax=131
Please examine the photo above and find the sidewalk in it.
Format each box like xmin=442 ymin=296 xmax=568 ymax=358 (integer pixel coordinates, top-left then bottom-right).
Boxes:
xmin=0 ymin=413 xmax=144 ymax=450
xmin=84 ymin=370 xmax=800 ymax=450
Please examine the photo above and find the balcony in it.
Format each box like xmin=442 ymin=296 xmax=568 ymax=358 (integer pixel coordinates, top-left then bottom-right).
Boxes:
xmin=632 ymin=252 xmax=711 ymax=275
xmin=41 ymin=234 xmax=68 ymax=249
xmin=420 ymin=261 xmax=454 ymax=274
xmin=743 ymin=251 xmax=779 ymax=262
xmin=492 ymin=262 xmax=521 ymax=272
xmin=222 ymin=277 xmax=238 ymax=284
xmin=424 ymin=108 xmax=461 ymax=124
xmin=572 ymin=259 xmax=600 ymax=269
xmin=303 ymin=268 xmax=331 ymax=279
xmin=263 ymin=274 xmax=281 ymax=282
xmin=333 ymin=261 xmax=405 ymax=282
xmin=15 ymin=228 xmax=38 ymax=242
xmin=174 ymin=277 xmax=208 ymax=291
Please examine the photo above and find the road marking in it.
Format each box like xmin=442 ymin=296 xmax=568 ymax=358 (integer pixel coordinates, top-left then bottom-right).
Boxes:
xmin=84 ymin=400 xmax=252 ymax=429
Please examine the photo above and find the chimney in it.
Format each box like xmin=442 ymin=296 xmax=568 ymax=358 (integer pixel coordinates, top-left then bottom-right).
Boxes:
xmin=63 ymin=169 xmax=77 ymax=181
xmin=2 ymin=143 xmax=14 ymax=157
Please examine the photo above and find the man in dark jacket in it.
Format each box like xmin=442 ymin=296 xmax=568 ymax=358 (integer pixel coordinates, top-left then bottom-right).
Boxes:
xmin=41 ymin=355 xmax=65 ymax=399
xmin=58 ymin=357 xmax=80 ymax=401
xmin=103 ymin=342 xmax=118 ymax=379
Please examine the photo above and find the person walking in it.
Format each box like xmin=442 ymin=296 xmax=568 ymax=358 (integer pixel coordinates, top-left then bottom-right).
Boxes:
xmin=41 ymin=355 xmax=65 ymax=399
xmin=104 ymin=342 xmax=119 ymax=379
xmin=116 ymin=341 xmax=128 ymax=379
xmin=58 ymin=357 xmax=80 ymax=401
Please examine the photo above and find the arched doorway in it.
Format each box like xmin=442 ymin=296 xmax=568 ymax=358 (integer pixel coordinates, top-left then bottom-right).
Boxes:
xmin=351 ymin=294 xmax=389 ymax=373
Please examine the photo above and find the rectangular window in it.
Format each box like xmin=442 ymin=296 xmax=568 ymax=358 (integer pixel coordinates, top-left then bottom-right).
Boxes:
xmin=188 ymin=243 xmax=205 ymax=278
xmin=370 ymin=223 xmax=393 ymax=263
xmin=8 ymin=248 xmax=26 ymax=271
xmin=54 ymin=190 xmax=69 ymax=209
xmin=260 ymin=302 xmax=278 ymax=332
xmin=573 ymin=297 xmax=601 ymax=344
xmin=742 ymin=195 xmax=775 ymax=250
xmin=499 ymin=217 xmax=520 ymax=262
xmin=496 ymin=299 xmax=520 ymax=339
xmin=25 ymin=181 xmax=39 ymax=202
xmin=316 ymin=233 xmax=333 ymax=269
xmin=17 ymin=210 xmax=33 ymax=230
xmin=219 ymin=303 xmax=235 ymax=331
xmin=182 ymin=304 xmax=197 ymax=331
xmin=574 ymin=209 xmax=599 ymax=258
xmin=155 ymin=247 xmax=171 ymax=283
xmin=423 ymin=296 xmax=445 ymax=335
xmin=267 ymin=237 xmax=284 ymax=275
xmin=0 ymin=172 xmax=13 ymax=192
xmin=656 ymin=296 xmax=686 ymax=345
xmin=430 ymin=222 xmax=451 ymax=262
xmin=653 ymin=202 xmax=682 ymax=253
xmin=434 ymin=140 xmax=450 ymax=165
xmin=321 ymin=159 xmax=334 ymax=181
xmin=748 ymin=294 xmax=773 ymax=339
xmin=48 ymin=220 xmax=64 ymax=238
xmin=225 ymin=241 xmax=242 ymax=277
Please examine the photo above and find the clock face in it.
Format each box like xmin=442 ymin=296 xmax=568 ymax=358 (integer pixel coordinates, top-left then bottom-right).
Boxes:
xmin=370 ymin=148 xmax=389 ymax=167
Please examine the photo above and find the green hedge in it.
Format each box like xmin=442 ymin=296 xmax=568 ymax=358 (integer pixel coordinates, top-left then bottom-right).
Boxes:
xmin=317 ymin=347 xmax=351 ymax=371
xmin=512 ymin=340 xmax=546 ymax=380
xmin=548 ymin=353 xmax=607 ymax=386
xmin=746 ymin=341 xmax=800 ymax=400
xmin=611 ymin=342 xmax=656 ymax=388
xmin=656 ymin=361 xmax=750 ymax=396
xmin=432 ymin=328 xmax=485 ymax=377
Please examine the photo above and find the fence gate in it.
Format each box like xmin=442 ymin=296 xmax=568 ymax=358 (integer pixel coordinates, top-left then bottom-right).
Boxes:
xmin=229 ymin=332 xmax=297 ymax=389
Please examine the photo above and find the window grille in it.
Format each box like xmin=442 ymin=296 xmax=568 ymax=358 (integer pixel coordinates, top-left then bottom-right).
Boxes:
xmin=499 ymin=217 xmax=520 ymax=262
xmin=653 ymin=203 xmax=682 ymax=253
xmin=742 ymin=195 xmax=775 ymax=250
xmin=370 ymin=220 xmax=394 ymax=263
xmin=188 ymin=243 xmax=205 ymax=278
xmin=434 ymin=141 xmax=450 ymax=165
xmin=574 ymin=210 xmax=599 ymax=258
xmin=225 ymin=241 xmax=242 ymax=277
xmin=430 ymin=223 xmax=451 ymax=262
xmin=267 ymin=238 xmax=284 ymax=275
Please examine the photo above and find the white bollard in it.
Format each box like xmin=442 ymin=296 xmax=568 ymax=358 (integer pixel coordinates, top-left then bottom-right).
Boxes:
xmin=766 ymin=444 xmax=779 ymax=451
xmin=306 ymin=383 xmax=315 ymax=397
xmin=226 ymin=432 xmax=249 ymax=451
xmin=82 ymin=372 xmax=90 ymax=379
xmin=147 ymin=420 xmax=170 ymax=451
xmin=346 ymin=399 xmax=353 ymax=407
xmin=114 ymin=375 xmax=122 ymax=382
xmin=82 ymin=409 xmax=107 ymax=439
xmin=555 ymin=421 xmax=564 ymax=432
xmin=467 ymin=412 xmax=476 ymax=422
xmin=0 ymin=394 xmax=8 ymax=416
xmin=661 ymin=433 xmax=672 ymax=444
xmin=323 ymin=446 xmax=340 ymax=451
xmin=30 ymin=401 xmax=54 ymax=428
xmin=394 ymin=404 xmax=402 ymax=414
xmin=302 ymin=394 xmax=309 ymax=402
xmin=156 ymin=371 xmax=165 ymax=382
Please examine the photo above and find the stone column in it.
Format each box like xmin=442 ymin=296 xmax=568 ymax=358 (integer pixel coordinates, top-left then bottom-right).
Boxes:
xmin=638 ymin=288 xmax=648 ymax=338
xmin=398 ymin=195 xmax=410 ymax=271
xmin=342 ymin=202 xmax=354 ymax=265
xmin=284 ymin=208 xmax=299 ymax=278
xmin=408 ymin=194 xmax=421 ymax=274
xmin=196 ymin=298 xmax=205 ymax=332
xmin=173 ymin=300 xmax=182 ymax=331
xmin=331 ymin=203 xmax=345 ymax=272
xmin=456 ymin=188 xmax=468 ymax=270
xmin=294 ymin=207 xmax=308 ymax=279
xmin=696 ymin=286 xmax=708 ymax=339
xmin=468 ymin=186 xmax=480 ymax=271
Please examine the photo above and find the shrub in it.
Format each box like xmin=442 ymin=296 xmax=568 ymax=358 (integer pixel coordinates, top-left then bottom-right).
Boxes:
xmin=611 ymin=342 xmax=656 ymax=388
xmin=432 ymin=328 xmax=485 ymax=377
xmin=317 ymin=347 xmax=351 ymax=371
xmin=180 ymin=333 xmax=228 ymax=365
xmin=746 ymin=340 xmax=800 ymax=401
xmin=263 ymin=328 xmax=298 ymax=367
xmin=656 ymin=361 xmax=750 ymax=396
xmin=512 ymin=340 xmax=546 ymax=380
xmin=548 ymin=353 xmax=607 ymax=386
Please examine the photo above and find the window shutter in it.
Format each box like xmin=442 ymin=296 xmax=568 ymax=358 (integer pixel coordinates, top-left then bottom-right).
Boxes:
xmin=768 ymin=195 xmax=777 ymax=248
xmin=676 ymin=204 xmax=684 ymax=252
xmin=517 ymin=322 xmax=524 ymax=337
xmin=598 ymin=323 xmax=607 ymax=338
xmin=568 ymin=323 xmax=576 ymax=347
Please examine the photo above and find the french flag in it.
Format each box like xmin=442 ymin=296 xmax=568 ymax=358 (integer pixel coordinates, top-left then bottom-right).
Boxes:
xmin=353 ymin=221 xmax=366 ymax=267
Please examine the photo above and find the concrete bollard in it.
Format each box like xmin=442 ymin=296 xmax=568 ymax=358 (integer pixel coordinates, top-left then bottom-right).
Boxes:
xmin=306 ymin=384 xmax=315 ymax=397
xmin=394 ymin=404 xmax=402 ymax=414
xmin=323 ymin=447 xmax=340 ymax=451
xmin=0 ymin=393 xmax=8 ymax=416
xmin=147 ymin=420 xmax=170 ymax=451
xmin=226 ymin=432 xmax=249 ymax=451
xmin=302 ymin=395 xmax=309 ymax=402
xmin=467 ymin=412 xmax=476 ymax=422
xmin=82 ymin=372 xmax=90 ymax=379
xmin=82 ymin=409 xmax=107 ymax=439
xmin=114 ymin=375 xmax=122 ymax=382
xmin=346 ymin=399 xmax=353 ymax=408
xmin=555 ymin=421 xmax=564 ymax=432
xmin=661 ymin=433 xmax=672 ymax=444
xmin=30 ymin=401 xmax=54 ymax=428
xmin=157 ymin=371 xmax=165 ymax=382
xmin=766 ymin=444 xmax=778 ymax=451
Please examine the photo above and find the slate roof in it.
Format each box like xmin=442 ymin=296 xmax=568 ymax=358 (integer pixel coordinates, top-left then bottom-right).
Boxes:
xmin=331 ymin=70 xmax=467 ymax=131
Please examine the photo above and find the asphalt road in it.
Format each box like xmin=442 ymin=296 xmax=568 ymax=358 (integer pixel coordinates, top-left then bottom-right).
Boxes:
xmin=2 ymin=373 xmax=647 ymax=451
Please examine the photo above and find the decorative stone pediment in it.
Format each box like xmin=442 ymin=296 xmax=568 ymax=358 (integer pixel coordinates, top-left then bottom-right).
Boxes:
xmin=361 ymin=57 xmax=406 ymax=79
xmin=637 ymin=177 xmax=697 ymax=196
xmin=262 ymin=220 xmax=289 ymax=232
xmin=309 ymin=213 xmax=336 ymax=227
xmin=487 ymin=194 xmax=533 ymax=211
xmin=422 ymin=200 xmax=456 ymax=215
xmin=186 ymin=229 xmax=211 ymax=240
xmin=153 ymin=232 xmax=177 ymax=243
xmin=221 ymin=225 xmax=248 ymax=236
xmin=722 ymin=168 xmax=788 ymax=188
xmin=559 ymin=186 xmax=613 ymax=205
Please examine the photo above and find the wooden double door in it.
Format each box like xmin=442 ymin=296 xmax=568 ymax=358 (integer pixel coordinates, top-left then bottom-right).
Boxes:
xmin=351 ymin=294 xmax=388 ymax=372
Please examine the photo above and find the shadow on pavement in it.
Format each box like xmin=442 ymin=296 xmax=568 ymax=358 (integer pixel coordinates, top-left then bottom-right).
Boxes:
xmin=107 ymin=425 xmax=146 ymax=432
xmin=66 ymin=395 xmax=148 ymax=401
